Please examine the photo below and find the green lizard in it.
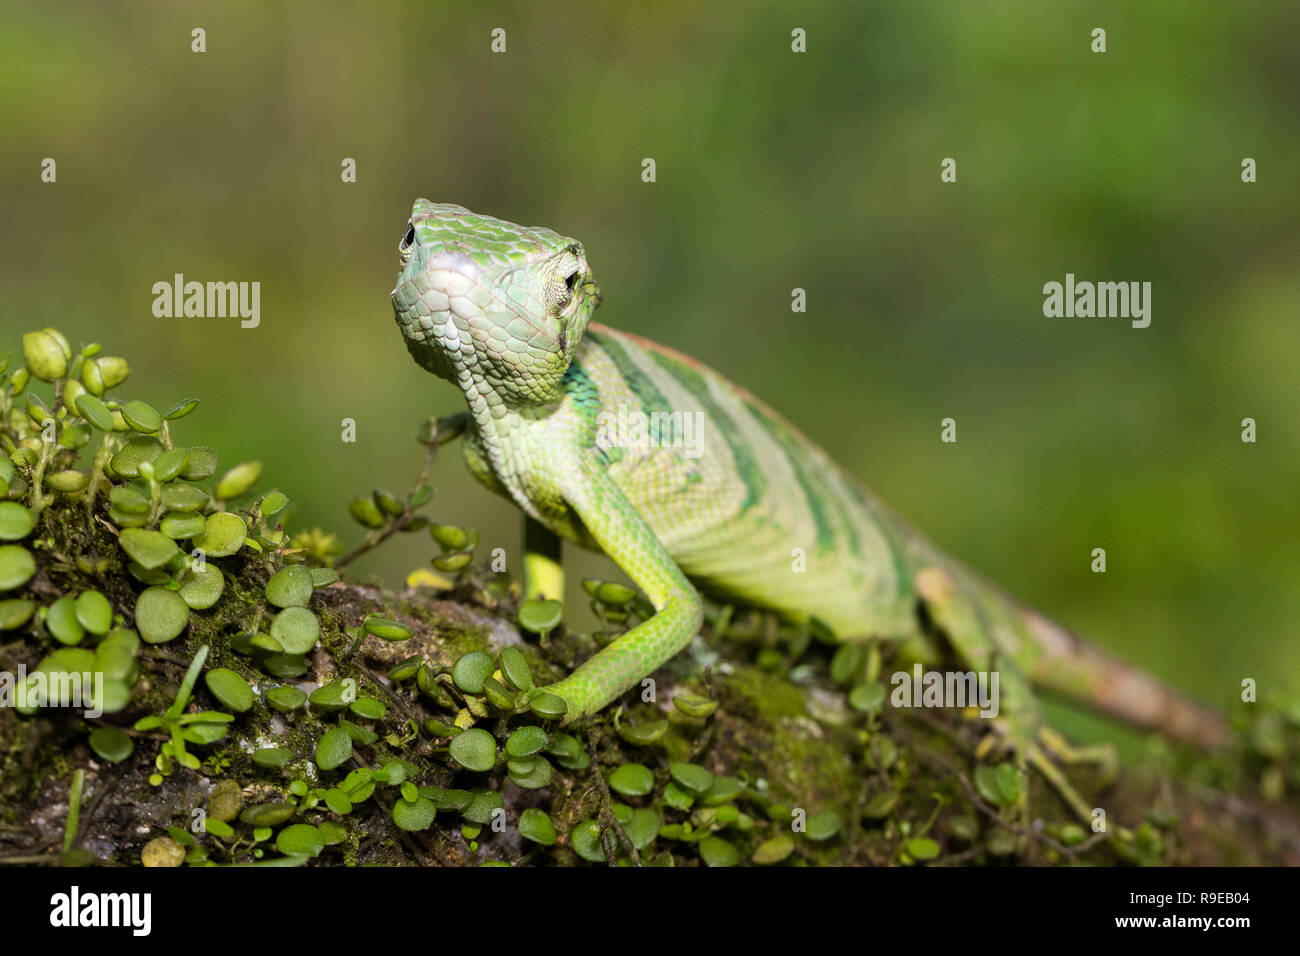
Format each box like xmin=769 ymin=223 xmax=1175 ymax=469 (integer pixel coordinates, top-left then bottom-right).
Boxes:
xmin=391 ymin=199 xmax=1227 ymax=817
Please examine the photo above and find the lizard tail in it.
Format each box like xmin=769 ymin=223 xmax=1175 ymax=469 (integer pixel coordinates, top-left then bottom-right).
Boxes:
xmin=1017 ymin=607 xmax=1230 ymax=750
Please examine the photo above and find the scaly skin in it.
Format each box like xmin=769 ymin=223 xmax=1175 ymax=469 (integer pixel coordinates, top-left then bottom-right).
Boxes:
xmin=390 ymin=201 xmax=1227 ymax=788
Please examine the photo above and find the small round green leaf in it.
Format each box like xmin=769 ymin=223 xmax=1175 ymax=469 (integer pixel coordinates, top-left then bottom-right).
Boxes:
xmin=120 ymin=400 xmax=162 ymax=433
xmin=363 ymin=615 xmax=412 ymax=641
xmin=44 ymin=469 xmax=89 ymax=492
xmin=518 ymin=808 xmax=556 ymax=846
xmin=109 ymin=486 xmax=149 ymax=515
xmin=252 ymin=748 xmax=292 ymax=769
xmin=624 ymin=808 xmax=661 ymax=850
xmin=276 ymin=823 xmax=324 ymax=858
xmin=805 ymin=810 xmax=843 ymax=842
xmin=348 ymin=697 xmax=386 ymax=721
xmin=448 ymin=728 xmax=496 ymax=772
xmin=0 ymin=545 xmax=36 ymax=591
xmin=94 ymin=629 xmax=139 ymax=679
xmin=239 ymin=802 xmax=295 ymax=827
xmin=608 ymin=763 xmax=655 ymax=798
xmin=265 ymin=565 xmax=312 ymax=608
xmin=74 ymin=393 xmax=115 ymax=431
xmin=863 ymin=789 xmax=899 ymax=820
xmin=203 ymin=818 xmax=234 ymax=840
xmin=617 ymin=719 xmax=669 ymax=746
xmin=160 ymin=511 xmax=206 ymax=540
xmin=88 ymin=726 xmax=134 ymax=763
xmin=432 ymin=552 xmax=471 ymax=573
xmin=974 ymin=765 xmax=1007 ymax=807
xmin=215 ymin=461 xmax=261 ymax=500
xmin=451 ymin=651 xmax=494 ymax=694
xmin=265 ymin=686 xmax=306 ymax=712
xmin=150 ymin=447 xmax=191 ymax=482
xmin=270 ymin=606 xmax=319 ymax=654
xmin=669 ymin=762 xmax=714 ymax=794
xmin=178 ymin=563 xmax=224 ymax=610
xmin=308 ymin=680 xmax=351 ymax=712
xmin=392 ymin=796 xmax=437 ymax=831
xmin=310 ymin=568 xmax=339 ymax=587
xmin=94 ymin=354 xmax=129 ymax=388
xmin=191 ymin=512 xmax=246 ymax=556
xmin=507 ymin=755 xmax=553 ymax=790
xmin=161 ymin=483 xmax=208 ymax=512
xmin=318 ymin=821 xmax=346 ymax=846
xmin=109 ymin=436 xmax=162 ymax=478
xmin=699 ymin=775 xmax=745 ymax=806
xmin=0 ymin=599 xmax=36 ymax=630
xmin=429 ymin=523 xmax=468 ymax=550
xmin=699 ymin=835 xmax=739 ymax=867
xmin=672 ymin=693 xmax=718 ymax=718
xmin=505 ymin=725 xmax=547 ymax=758
xmin=259 ymin=491 xmax=289 ymax=518
xmin=204 ymin=668 xmax=253 ymax=713
xmin=134 ymin=586 xmax=190 ymax=644
xmin=0 ymin=503 xmax=34 ymax=541
xmin=994 ymin=763 xmax=1024 ymax=805
xmin=594 ymin=581 xmax=637 ymax=606
xmin=482 ymin=676 xmax=517 ymax=710
xmin=517 ymin=599 xmax=563 ymax=634
xmin=180 ymin=446 xmax=218 ymax=480
xmin=528 ymin=691 xmax=568 ymax=720
xmin=22 ymin=330 xmax=67 ymax=381
xmin=162 ymin=398 xmax=200 ymax=420
xmin=74 ymin=590 xmax=113 ymax=634
xmin=570 ymin=820 xmax=606 ymax=863
xmin=849 ymin=682 xmax=886 ymax=713
xmin=498 ymin=646 xmax=532 ymax=691
xmin=387 ymin=655 xmax=421 ymax=682
xmin=315 ymin=727 xmax=352 ymax=771
xmin=118 ymin=528 xmax=180 ymax=570
xmin=907 ymin=837 xmax=941 ymax=861
xmin=46 ymin=595 xmax=85 ymax=645
xmin=752 ymin=834 xmax=796 ymax=865
xmin=348 ymin=496 xmax=385 ymax=528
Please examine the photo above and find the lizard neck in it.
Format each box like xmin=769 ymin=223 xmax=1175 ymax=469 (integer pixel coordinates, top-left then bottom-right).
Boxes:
xmin=458 ymin=363 xmax=561 ymax=520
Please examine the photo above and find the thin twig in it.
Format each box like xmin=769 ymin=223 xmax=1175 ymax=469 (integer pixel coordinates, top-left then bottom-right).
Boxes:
xmin=586 ymin=728 xmax=642 ymax=865
xmin=337 ymin=415 xmax=462 ymax=571
xmin=897 ymin=727 xmax=1108 ymax=858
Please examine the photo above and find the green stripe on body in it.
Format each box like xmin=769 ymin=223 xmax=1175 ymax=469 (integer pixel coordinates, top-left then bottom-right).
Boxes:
xmin=595 ymin=335 xmax=676 ymax=417
xmin=741 ymin=399 xmax=844 ymax=557
xmin=646 ymin=350 xmax=767 ymax=510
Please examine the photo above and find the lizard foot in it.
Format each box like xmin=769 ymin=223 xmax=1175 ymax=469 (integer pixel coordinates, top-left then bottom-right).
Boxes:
xmin=972 ymin=716 xmax=1117 ymax=824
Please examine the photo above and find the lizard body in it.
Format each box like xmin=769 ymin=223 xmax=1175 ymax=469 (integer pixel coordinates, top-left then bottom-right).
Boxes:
xmin=391 ymin=200 xmax=1226 ymax=774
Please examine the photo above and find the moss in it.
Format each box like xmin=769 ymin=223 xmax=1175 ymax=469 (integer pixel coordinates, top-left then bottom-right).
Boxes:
xmin=1 ymin=329 xmax=1295 ymax=868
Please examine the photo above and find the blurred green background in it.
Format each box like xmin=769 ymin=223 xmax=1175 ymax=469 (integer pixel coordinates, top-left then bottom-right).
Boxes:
xmin=3 ymin=1 xmax=1296 ymax=738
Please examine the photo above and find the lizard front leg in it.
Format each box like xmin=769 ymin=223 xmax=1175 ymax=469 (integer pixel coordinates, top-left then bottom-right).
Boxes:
xmin=540 ymin=470 xmax=704 ymax=721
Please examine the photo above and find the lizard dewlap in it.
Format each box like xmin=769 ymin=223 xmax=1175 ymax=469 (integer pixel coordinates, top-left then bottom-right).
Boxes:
xmin=390 ymin=199 xmax=1226 ymax=820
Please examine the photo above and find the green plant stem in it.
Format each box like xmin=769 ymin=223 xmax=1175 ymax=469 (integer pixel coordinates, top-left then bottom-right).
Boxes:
xmin=29 ymin=437 xmax=54 ymax=517
xmin=336 ymin=421 xmax=447 ymax=571
xmin=165 ymin=643 xmax=210 ymax=719
xmin=63 ymin=770 xmax=84 ymax=853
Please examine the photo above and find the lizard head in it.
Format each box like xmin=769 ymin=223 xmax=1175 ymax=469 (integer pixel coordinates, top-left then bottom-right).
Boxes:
xmin=392 ymin=199 xmax=602 ymax=405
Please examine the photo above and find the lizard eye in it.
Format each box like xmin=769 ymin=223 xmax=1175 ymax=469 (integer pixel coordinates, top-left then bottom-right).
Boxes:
xmin=548 ymin=248 xmax=582 ymax=312
xmin=398 ymin=223 xmax=416 ymax=262
xmin=550 ymin=275 xmax=575 ymax=313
